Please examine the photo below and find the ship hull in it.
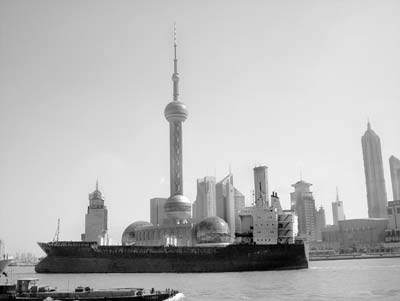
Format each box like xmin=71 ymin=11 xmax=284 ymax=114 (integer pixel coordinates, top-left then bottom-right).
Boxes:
xmin=35 ymin=242 xmax=308 ymax=273
xmin=0 ymin=259 xmax=12 ymax=274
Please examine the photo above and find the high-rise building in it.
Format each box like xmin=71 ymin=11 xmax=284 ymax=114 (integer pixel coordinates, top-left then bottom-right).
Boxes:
xmin=290 ymin=180 xmax=317 ymax=241
xmin=315 ymin=206 xmax=326 ymax=241
xmin=253 ymin=166 xmax=269 ymax=208
xmin=389 ymin=155 xmax=400 ymax=201
xmin=332 ymin=187 xmax=346 ymax=226
xmin=192 ymin=177 xmax=216 ymax=223
xmin=216 ymin=173 xmax=236 ymax=239
xmin=82 ymin=181 xmax=108 ymax=242
xmin=234 ymin=188 xmax=246 ymax=233
xmin=163 ymin=26 xmax=192 ymax=225
xmin=361 ymin=122 xmax=388 ymax=218
xmin=150 ymin=197 xmax=167 ymax=226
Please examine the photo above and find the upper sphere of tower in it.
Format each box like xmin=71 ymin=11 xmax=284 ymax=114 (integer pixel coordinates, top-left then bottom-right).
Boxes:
xmin=165 ymin=101 xmax=188 ymax=122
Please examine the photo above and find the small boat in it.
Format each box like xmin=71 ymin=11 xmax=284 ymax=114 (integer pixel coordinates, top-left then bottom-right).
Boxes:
xmin=0 ymin=278 xmax=181 ymax=301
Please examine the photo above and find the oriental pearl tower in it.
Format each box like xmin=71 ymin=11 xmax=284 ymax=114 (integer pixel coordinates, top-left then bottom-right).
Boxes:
xmin=164 ymin=25 xmax=191 ymax=224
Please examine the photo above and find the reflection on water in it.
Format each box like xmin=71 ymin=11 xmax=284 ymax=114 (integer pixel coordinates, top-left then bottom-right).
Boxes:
xmin=3 ymin=258 xmax=399 ymax=300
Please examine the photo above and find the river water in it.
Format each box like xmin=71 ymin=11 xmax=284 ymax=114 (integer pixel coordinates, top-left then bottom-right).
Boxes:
xmin=4 ymin=258 xmax=400 ymax=300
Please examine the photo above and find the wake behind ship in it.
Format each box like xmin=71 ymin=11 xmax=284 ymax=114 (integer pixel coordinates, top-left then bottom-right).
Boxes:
xmin=35 ymin=241 xmax=308 ymax=273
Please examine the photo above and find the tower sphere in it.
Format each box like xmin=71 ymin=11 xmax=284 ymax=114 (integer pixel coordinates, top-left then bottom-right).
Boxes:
xmin=164 ymin=194 xmax=191 ymax=221
xmin=164 ymin=101 xmax=188 ymax=122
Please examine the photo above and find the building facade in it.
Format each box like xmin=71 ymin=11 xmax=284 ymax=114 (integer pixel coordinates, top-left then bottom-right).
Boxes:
xmin=386 ymin=200 xmax=400 ymax=243
xmin=82 ymin=181 xmax=108 ymax=243
xmin=315 ymin=206 xmax=326 ymax=241
xmin=322 ymin=218 xmax=388 ymax=251
xmin=290 ymin=180 xmax=317 ymax=241
xmin=389 ymin=155 xmax=400 ymax=201
xmin=234 ymin=188 xmax=245 ymax=233
xmin=192 ymin=177 xmax=216 ymax=223
xmin=362 ymin=122 xmax=388 ymax=218
xmin=150 ymin=198 xmax=167 ymax=226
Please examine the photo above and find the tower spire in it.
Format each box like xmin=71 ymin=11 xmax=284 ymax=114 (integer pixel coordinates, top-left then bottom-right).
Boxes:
xmin=367 ymin=118 xmax=371 ymax=130
xmin=172 ymin=22 xmax=179 ymax=101
xmin=96 ymin=179 xmax=99 ymax=191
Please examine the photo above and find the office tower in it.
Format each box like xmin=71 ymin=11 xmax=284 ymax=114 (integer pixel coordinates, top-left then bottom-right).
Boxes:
xmin=315 ymin=206 xmax=326 ymax=241
xmin=253 ymin=166 xmax=269 ymax=208
xmin=192 ymin=177 xmax=216 ymax=223
xmin=82 ymin=181 xmax=108 ymax=242
xmin=290 ymin=180 xmax=317 ymax=241
xmin=163 ymin=27 xmax=192 ymax=224
xmin=234 ymin=188 xmax=246 ymax=233
xmin=362 ymin=122 xmax=388 ymax=217
xmin=389 ymin=155 xmax=400 ymax=201
xmin=150 ymin=197 xmax=167 ymax=226
xmin=332 ymin=187 xmax=346 ymax=226
xmin=216 ymin=173 xmax=236 ymax=239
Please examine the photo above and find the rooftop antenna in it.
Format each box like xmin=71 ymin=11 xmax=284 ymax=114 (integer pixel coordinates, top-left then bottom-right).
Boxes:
xmin=96 ymin=179 xmax=99 ymax=191
xmin=53 ymin=218 xmax=60 ymax=242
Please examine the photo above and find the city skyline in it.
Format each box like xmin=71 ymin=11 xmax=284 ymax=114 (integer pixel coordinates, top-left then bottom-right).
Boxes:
xmin=1 ymin=1 xmax=400 ymax=255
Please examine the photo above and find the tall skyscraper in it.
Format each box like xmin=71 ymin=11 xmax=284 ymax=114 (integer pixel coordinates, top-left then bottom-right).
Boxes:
xmin=361 ymin=122 xmax=388 ymax=218
xmin=234 ymin=188 xmax=245 ymax=233
xmin=253 ymin=166 xmax=269 ymax=208
xmin=332 ymin=187 xmax=345 ymax=226
xmin=290 ymin=180 xmax=317 ymax=241
xmin=82 ymin=181 xmax=108 ymax=242
xmin=315 ymin=206 xmax=326 ymax=241
xmin=216 ymin=173 xmax=236 ymax=239
xmin=163 ymin=26 xmax=192 ymax=224
xmin=150 ymin=197 xmax=167 ymax=226
xmin=389 ymin=155 xmax=400 ymax=201
xmin=192 ymin=177 xmax=216 ymax=223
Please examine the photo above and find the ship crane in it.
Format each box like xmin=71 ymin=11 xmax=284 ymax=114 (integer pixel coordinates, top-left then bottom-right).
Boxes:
xmin=53 ymin=219 xmax=60 ymax=242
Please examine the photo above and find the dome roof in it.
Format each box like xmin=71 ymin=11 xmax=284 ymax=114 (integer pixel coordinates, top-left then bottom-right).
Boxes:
xmin=194 ymin=216 xmax=231 ymax=244
xmin=121 ymin=221 xmax=152 ymax=246
xmin=164 ymin=195 xmax=192 ymax=222
xmin=164 ymin=101 xmax=188 ymax=122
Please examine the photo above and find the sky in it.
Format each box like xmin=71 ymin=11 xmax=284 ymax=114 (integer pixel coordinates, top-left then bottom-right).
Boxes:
xmin=0 ymin=0 xmax=399 ymax=256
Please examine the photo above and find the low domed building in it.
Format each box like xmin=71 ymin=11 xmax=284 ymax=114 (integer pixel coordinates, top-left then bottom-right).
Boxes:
xmin=194 ymin=216 xmax=231 ymax=245
xmin=121 ymin=221 xmax=152 ymax=246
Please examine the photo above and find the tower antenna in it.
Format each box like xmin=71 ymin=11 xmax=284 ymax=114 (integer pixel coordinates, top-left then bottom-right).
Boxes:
xmin=172 ymin=22 xmax=179 ymax=101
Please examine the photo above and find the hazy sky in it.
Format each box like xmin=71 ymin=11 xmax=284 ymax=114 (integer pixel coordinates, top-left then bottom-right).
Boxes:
xmin=1 ymin=0 xmax=399 ymax=255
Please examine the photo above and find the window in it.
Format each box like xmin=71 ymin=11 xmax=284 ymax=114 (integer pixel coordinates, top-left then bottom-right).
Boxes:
xmin=397 ymin=207 xmax=400 ymax=214
xmin=388 ymin=208 xmax=393 ymax=215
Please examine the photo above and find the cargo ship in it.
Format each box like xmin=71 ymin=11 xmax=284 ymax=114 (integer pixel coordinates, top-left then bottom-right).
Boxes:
xmin=35 ymin=241 xmax=308 ymax=273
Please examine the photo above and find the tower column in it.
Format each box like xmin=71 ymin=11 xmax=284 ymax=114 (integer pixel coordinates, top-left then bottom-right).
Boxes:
xmin=169 ymin=121 xmax=183 ymax=196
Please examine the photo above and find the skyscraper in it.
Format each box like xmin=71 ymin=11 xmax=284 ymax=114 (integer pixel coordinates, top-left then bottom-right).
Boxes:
xmin=290 ymin=180 xmax=317 ymax=241
xmin=216 ymin=173 xmax=236 ymax=239
xmin=389 ymin=155 xmax=400 ymax=201
xmin=315 ymin=206 xmax=326 ymax=241
xmin=150 ymin=197 xmax=167 ymax=226
xmin=332 ymin=187 xmax=345 ymax=226
xmin=163 ymin=25 xmax=192 ymax=224
xmin=361 ymin=122 xmax=388 ymax=218
xmin=233 ymin=188 xmax=245 ymax=233
xmin=82 ymin=181 xmax=108 ymax=242
xmin=192 ymin=176 xmax=216 ymax=223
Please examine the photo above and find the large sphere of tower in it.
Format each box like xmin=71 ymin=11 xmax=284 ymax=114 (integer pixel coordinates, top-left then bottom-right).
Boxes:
xmin=164 ymin=101 xmax=188 ymax=122
xmin=164 ymin=194 xmax=192 ymax=222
